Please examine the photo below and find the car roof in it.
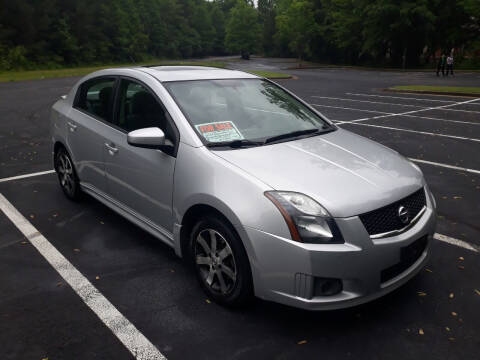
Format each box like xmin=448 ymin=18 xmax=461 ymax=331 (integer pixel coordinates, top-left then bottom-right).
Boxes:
xmin=135 ymin=65 xmax=259 ymax=82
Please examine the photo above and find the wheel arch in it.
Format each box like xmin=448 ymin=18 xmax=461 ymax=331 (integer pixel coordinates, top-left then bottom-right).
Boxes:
xmin=53 ymin=141 xmax=66 ymax=156
xmin=179 ymin=203 xmax=241 ymax=260
xmin=53 ymin=141 xmax=81 ymax=181
xmin=53 ymin=141 xmax=67 ymax=169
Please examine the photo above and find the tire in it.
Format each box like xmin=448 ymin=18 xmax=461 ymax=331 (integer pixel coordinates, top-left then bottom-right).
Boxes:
xmin=55 ymin=147 xmax=81 ymax=200
xmin=189 ymin=216 xmax=253 ymax=307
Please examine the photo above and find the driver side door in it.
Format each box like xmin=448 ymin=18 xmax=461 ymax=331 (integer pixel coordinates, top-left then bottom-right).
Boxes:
xmin=103 ymin=78 xmax=179 ymax=239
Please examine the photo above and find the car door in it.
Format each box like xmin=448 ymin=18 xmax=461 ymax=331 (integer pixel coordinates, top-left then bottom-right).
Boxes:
xmin=68 ymin=77 xmax=117 ymax=193
xmin=103 ymin=77 xmax=179 ymax=235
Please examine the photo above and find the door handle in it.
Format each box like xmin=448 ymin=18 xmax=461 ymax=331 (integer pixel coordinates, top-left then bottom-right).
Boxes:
xmin=105 ymin=143 xmax=119 ymax=155
xmin=67 ymin=122 xmax=77 ymax=132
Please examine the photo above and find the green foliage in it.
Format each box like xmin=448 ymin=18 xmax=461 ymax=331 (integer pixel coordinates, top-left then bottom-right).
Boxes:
xmin=0 ymin=46 xmax=29 ymax=70
xmin=224 ymin=0 xmax=261 ymax=55
xmin=0 ymin=0 xmax=230 ymax=70
xmin=321 ymin=0 xmax=479 ymax=67
xmin=0 ymin=0 xmax=478 ymax=70
xmin=275 ymin=0 xmax=319 ymax=61
xmin=258 ymin=0 xmax=277 ymax=55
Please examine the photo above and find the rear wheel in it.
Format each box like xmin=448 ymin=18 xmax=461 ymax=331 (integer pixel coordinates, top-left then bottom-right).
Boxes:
xmin=55 ymin=147 xmax=81 ymax=200
xmin=190 ymin=216 xmax=253 ymax=307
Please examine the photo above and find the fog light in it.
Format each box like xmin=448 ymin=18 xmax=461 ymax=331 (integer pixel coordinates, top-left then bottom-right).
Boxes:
xmin=314 ymin=278 xmax=343 ymax=296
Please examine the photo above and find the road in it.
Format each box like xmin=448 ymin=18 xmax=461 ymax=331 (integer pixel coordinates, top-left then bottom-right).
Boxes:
xmin=0 ymin=57 xmax=479 ymax=360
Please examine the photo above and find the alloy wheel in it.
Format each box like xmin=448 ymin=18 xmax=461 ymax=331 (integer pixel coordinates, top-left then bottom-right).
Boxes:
xmin=194 ymin=228 xmax=237 ymax=295
xmin=57 ymin=152 xmax=75 ymax=196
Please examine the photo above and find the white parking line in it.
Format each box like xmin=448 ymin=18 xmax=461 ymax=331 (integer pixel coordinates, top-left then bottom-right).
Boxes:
xmin=311 ymin=95 xmax=480 ymax=114
xmin=0 ymin=193 xmax=166 ymax=360
xmin=337 ymin=97 xmax=480 ymax=125
xmin=339 ymin=121 xmax=480 ymax=143
xmin=312 ymin=104 xmax=393 ymax=114
xmin=0 ymin=170 xmax=55 ymax=183
xmin=409 ymin=158 xmax=480 ymax=175
xmin=347 ymin=92 xmax=480 ymax=105
xmin=432 ymin=107 xmax=480 ymax=114
xmin=346 ymin=92 xmax=458 ymax=103
xmin=312 ymin=95 xmax=422 ymax=108
xmin=311 ymin=103 xmax=480 ymax=126
xmin=434 ymin=233 xmax=479 ymax=253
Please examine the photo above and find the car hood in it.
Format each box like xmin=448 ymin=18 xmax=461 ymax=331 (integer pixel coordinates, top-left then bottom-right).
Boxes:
xmin=212 ymin=129 xmax=424 ymax=218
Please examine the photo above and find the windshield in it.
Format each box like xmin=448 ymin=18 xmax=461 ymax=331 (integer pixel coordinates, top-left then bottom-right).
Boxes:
xmin=164 ymin=79 xmax=333 ymax=146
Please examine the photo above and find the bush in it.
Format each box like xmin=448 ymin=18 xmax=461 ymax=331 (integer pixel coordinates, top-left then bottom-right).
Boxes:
xmin=0 ymin=46 xmax=30 ymax=70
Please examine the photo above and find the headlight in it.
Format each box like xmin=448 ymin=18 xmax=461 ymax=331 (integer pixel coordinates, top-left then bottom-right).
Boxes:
xmin=265 ymin=191 xmax=344 ymax=244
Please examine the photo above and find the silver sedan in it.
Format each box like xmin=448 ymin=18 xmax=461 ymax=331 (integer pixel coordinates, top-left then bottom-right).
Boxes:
xmin=50 ymin=66 xmax=436 ymax=310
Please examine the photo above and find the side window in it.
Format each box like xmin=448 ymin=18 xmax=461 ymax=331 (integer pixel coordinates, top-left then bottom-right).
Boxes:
xmin=76 ymin=78 xmax=115 ymax=122
xmin=116 ymin=79 xmax=176 ymax=143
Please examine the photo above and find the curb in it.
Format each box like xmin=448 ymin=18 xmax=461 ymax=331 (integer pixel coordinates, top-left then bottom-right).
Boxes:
xmin=385 ymin=88 xmax=480 ymax=98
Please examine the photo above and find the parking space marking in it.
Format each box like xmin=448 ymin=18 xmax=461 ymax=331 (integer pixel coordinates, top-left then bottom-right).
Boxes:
xmin=410 ymin=158 xmax=480 ymax=175
xmin=0 ymin=170 xmax=55 ymax=183
xmin=346 ymin=92 xmax=459 ymax=103
xmin=335 ymin=98 xmax=480 ymax=125
xmin=311 ymin=103 xmax=480 ymax=126
xmin=311 ymin=95 xmax=423 ymax=108
xmin=0 ymin=193 xmax=166 ymax=360
xmin=312 ymin=103 xmax=392 ymax=114
xmin=433 ymin=107 xmax=480 ymax=114
xmin=338 ymin=122 xmax=480 ymax=143
xmin=311 ymin=96 xmax=480 ymax=114
xmin=434 ymin=233 xmax=479 ymax=253
xmin=347 ymin=92 xmax=480 ymax=105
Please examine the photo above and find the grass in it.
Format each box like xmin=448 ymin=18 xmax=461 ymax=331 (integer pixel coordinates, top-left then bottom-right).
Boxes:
xmin=246 ymin=70 xmax=292 ymax=79
xmin=0 ymin=60 xmax=226 ymax=82
xmin=389 ymin=85 xmax=480 ymax=95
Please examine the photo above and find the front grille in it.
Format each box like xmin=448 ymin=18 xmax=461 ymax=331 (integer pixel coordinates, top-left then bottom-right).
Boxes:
xmin=359 ymin=188 xmax=426 ymax=236
xmin=381 ymin=236 xmax=428 ymax=283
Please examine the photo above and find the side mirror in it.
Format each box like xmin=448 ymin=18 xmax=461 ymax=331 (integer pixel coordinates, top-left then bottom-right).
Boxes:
xmin=127 ymin=127 xmax=165 ymax=149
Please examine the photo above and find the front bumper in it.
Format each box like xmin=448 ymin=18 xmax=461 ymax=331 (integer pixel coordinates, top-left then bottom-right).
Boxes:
xmin=244 ymin=202 xmax=436 ymax=311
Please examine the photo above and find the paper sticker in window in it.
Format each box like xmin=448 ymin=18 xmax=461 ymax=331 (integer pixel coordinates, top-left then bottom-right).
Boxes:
xmin=195 ymin=121 xmax=244 ymax=142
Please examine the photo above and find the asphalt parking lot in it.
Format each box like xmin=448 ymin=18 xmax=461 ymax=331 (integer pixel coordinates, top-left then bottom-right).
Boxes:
xmin=1 ymin=58 xmax=479 ymax=360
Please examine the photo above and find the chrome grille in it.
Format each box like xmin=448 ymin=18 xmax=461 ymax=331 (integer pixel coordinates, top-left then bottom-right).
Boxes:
xmin=359 ymin=188 xmax=426 ymax=237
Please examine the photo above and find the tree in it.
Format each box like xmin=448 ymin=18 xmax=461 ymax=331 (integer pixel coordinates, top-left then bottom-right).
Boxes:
xmin=0 ymin=0 xmax=478 ymax=70
xmin=275 ymin=0 xmax=319 ymax=62
xmin=224 ymin=0 xmax=261 ymax=58
xmin=50 ymin=16 xmax=79 ymax=64
xmin=322 ymin=0 xmax=364 ymax=64
xmin=363 ymin=0 xmax=436 ymax=67
xmin=258 ymin=0 xmax=276 ymax=55
xmin=460 ymin=0 xmax=480 ymax=44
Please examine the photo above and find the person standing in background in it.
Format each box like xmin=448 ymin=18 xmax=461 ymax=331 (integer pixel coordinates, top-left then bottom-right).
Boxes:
xmin=436 ymin=54 xmax=446 ymax=76
xmin=446 ymin=54 xmax=454 ymax=76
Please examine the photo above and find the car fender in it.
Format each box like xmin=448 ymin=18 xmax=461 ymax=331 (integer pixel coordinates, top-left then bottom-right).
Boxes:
xmin=50 ymin=98 xmax=74 ymax=164
xmin=172 ymin=143 xmax=292 ymax=286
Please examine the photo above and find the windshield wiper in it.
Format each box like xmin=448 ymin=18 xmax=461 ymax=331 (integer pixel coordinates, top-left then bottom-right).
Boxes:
xmin=263 ymin=128 xmax=322 ymax=144
xmin=206 ymin=139 xmax=264 ymax=149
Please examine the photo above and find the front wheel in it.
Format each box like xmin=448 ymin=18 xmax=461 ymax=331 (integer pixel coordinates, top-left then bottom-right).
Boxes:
xmin=55 ymin=147 xmax=81 ymax=200
xmin=190 ymin=216 xmax=253 ymax=307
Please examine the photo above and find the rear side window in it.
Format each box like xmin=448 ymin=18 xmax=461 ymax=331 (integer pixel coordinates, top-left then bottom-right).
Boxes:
xmin=75 ymin=78 xmax=116 ymax=122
